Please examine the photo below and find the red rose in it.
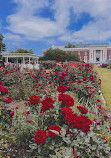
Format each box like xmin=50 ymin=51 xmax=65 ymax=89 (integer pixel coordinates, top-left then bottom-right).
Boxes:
xmin=61 ymin=107 xmax=73 ymax=115
xmin=77 ymin=106 xmax=88 ymax=114
xmin=26 ymin=111 xmax=30 ymax=114
xmin=34 ymin=129 xmax=47 ymax=145
xmin=29 ymin=95 xmax=40 ymax=105
xmin=4 ymin=96 xmax=12 ymax=103
xmin=97 ymin=99 xmax=100 ymax=102
xmin=83 ymin=77 xmax=87 ymax=81
xmin=73 ymin=88 xmax=76 ymax=91
xmin=103 ymin=138 xmax=107 ymax=144
xmin=58 ymin=94 xmax=74 ymax=107
xmin=7 ymin=110 xmax=14 ymax=117
xmin=0 ymin=81 xmax=3 ymax=86
xmin=88 ymin=93 xmax=92 ymax=98
xmin=48 ymin=125 xmax=60 ymax=138
xmin=40 ymin=97 xmax=55 ymax=113
xmin=56 ymin=58 xmax=61 ymax=61
xmin=27 ymin=120 xmax=32 ymax=123
xmin=77 ymin=80 xmax=82 ymax=83
xmin=57 ymin=85 xmax=67 ymax=93
xmin=0 ymin=86 xmax=8 ymax=95
xmin=63 ymin=112 xmax=92 ymax=133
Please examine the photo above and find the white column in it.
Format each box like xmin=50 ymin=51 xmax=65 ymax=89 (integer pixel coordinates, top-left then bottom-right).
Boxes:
xmin=34 ymin=59 xmax=36 ymax=65
xmin=100 ymin=50 xmax=102 ymax=62
xmin=36 ymin=58 xmax=38 ymax=64
xmin=29 ymin=57 xmax=30 ymax=64
xmin=16 ymin=58 xmax=18 ymax=64
xmin=23 ymin=57 xmax=25 ymax=64
xmin=93 ymin=50 xmax=96 ymax=62
xmin=6 ymin=57 xmax=8 ymax=63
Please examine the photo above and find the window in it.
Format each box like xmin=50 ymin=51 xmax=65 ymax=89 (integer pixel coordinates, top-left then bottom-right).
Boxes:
xmin=78 ymin=52 xmax=80 ymax=55
xmin=91 ymin=52 xmax=93 ymax=59
xmin=84 ymin=56 xmax=87 ymax=62
xmin=110 ymin=56 xmax=111 ymax=60
xmin=84 ymin=52 xmax=87 ymax=56
xmin=110 ymin=51 xmax=111 ymax=55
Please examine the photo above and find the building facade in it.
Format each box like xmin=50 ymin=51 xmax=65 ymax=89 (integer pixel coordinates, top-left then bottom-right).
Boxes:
xmin=43 ymin=45 xmax=111 ymax=63
xmin=2 ymin=53 xmax=41 ymax=70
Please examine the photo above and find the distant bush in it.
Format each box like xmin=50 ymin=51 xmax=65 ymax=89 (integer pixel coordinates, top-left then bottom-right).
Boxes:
xmin=39 ymin=48 xmax=80 ymax=62
xmin=101 ymin=63 xmax=107 ymax=68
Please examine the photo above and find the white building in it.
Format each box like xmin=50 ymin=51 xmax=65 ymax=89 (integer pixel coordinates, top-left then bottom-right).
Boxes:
xmin=2 ymin=53 xmax=41 ymax=70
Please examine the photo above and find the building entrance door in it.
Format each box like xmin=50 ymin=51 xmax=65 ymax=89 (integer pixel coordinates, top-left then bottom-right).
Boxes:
xmin=96 ymin=50 xmax=100 ymax=62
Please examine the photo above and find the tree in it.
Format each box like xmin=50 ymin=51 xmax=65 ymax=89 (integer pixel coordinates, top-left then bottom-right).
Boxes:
xmin=0 ymin=34 xmax=6 ymax=54
xmin=10 ymin=48 xmax=34 ymax=54
xmin=65 ymin=42 xmax=76 ymax=48
xmin=39 ymin=48 xmax=80 ymax=62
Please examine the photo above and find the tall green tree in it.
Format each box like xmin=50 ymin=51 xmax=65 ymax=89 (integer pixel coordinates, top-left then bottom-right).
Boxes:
xmin=0 ymin=34 xmax=6 ymax=54
xmin=40 ymin=48 xmax=80 ymax=62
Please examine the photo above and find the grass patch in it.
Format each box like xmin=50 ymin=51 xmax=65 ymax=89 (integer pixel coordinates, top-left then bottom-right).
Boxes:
xmin=94 ymin=66 xmax=111 ymax=111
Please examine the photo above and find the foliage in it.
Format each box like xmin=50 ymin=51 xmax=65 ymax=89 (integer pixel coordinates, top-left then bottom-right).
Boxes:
xmin=65 ymin=42 xmax=87 ymax=48
xmin=0 ymin=34 xmax=6 ymax=53
xmin=65 ymin=42 xmax=76 ymax=48
xmin=40 ymin=48 xmax=80 ymax=62
xmin=0 ymin=63 xmax=111 ymax=157
xmin=101 ymin=63 xmax=108 ymax=68
xmin=9 ymin=48 xmax=34 ymax=54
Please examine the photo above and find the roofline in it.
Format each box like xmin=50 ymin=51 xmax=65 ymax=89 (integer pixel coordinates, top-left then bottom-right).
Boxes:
xmin=43 ymin=47 xmax=89 ymax=51
xmin=2 ymin=53 xmax=41 ymax=57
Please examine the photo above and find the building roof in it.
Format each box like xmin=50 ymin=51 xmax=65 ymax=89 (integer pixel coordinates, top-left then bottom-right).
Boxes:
xmin=44 ymin=44 xmax=111 ymax=52
xmin=2 ymin=53 xmax=41 ymax=58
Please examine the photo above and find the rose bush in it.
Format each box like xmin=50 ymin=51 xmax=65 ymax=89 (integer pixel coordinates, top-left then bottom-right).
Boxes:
xmin=0 ymin=62 xmax=111 ymax=157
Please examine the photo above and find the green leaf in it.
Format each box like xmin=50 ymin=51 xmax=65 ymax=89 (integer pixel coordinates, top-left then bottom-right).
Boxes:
xmin=29 ymin=143 xmax=37 ymax=150
xmin=63 ymin=137 xmax=71 ymax=144
xmin=63 ymin=147 xmax=73 ymax=158
xmin=55 ymin=151 xmax=62 ymax=158
xmin=60 ymin=128 xmax=66 ymax=137
xmin=49 ymin=155 xmax=57 ymax=158
xmin=80 ymin=131 xmax=85 ymax=137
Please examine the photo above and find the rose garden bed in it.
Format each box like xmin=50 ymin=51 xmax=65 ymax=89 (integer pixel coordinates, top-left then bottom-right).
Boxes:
xmin=0 ymin=63 xmax=111 ymax=158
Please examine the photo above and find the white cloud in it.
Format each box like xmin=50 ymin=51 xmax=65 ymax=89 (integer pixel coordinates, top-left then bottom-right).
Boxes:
xmin=58 ymin=0 xmax=111 ymax=42
xmin=4 ymin=33 xmax=21 ymax=40
xmin=5 ymin=0 xmax=111 ymax=43
xmin=6 ymin=0 xmax=66 ymax=40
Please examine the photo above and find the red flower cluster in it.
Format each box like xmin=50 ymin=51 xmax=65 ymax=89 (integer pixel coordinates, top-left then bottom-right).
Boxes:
xmin=58 ymin=94 xmax=74 ymax=107
xmin=62 ymin=108 xmax=92 ymax=133
xmin=97 ymin=99 xmax=101 ymax=102
xmin=57 ymin=85 xmax=67 ymax=93
xmin=0 ymin=81 xmax=3 ymax=86
xmin=0 ymin=86 xmax=8 ymax=95
xmin=56 ymin=58 xmax=61 ymax=61
xmin=77 ymin=106 xmax=88 ymax=114
xmin=4 ymin=96 xmax=12 ymax=103
xmin=41 ymin=97 xmax=55 ymax=113
xmin=29 ymin=95 xmax=40 ymax=105
xmin=7 ymin=110 xmax=14 ymax=117
xmin=61 ymin=107 xmax=73 ymax=115
xmin=77 ymin=80 xmax=82 ymax=83
xmin=34 ymin=129 xmax=47 ymax=145
xmin=48 ymin=125 xmax=60 ymax=138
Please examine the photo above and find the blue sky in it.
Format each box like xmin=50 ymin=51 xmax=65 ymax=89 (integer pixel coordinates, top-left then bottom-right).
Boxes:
xmin=1 ymin=0 xmax=111 ymax=55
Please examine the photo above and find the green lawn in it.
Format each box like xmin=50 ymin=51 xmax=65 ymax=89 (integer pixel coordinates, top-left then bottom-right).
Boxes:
xmin=94 ymin=66 xmax=111 ymax=111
